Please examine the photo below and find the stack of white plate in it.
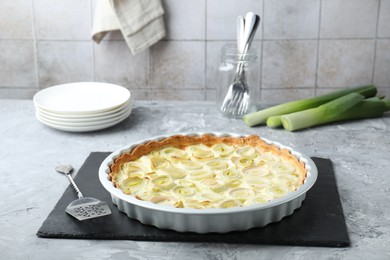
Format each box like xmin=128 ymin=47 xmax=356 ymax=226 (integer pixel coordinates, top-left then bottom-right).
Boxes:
xmin=33 ymin=82 xmax=132 ymax=132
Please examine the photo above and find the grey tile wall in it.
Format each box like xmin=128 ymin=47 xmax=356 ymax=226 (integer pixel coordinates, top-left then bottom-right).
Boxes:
xmin=263 ymin=0 xmax=320 ymax=40
xmin=34 ymin=0 xmax=91 ymax=40
xmin=0 ymin=0 xmax=389 ymax=102
xmin=262 ymin=40 xmax=317 ymax=89
xmin=164 ymin=0 xmax=205 ymax=40
xmin=0 ymin=40 xmax=36 ymax=87
xmin=207 ymin=0 xmax=262 ymax=40
xmin=378 ymin=0 xmax=390 ymax=38
xmin=320 ymin=0 xmax=379 ymax=39
xmin=374 ymin=40 xmax=390 ymax=87
xmin=94 ymin=40 xmax=149 ymax=100
xmin=0 ymin=0 xmax=34 ymax=40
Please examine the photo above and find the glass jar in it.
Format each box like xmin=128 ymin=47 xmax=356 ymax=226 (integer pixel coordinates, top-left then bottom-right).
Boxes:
xmin=217 ymin=44 xmax=260 ymax=118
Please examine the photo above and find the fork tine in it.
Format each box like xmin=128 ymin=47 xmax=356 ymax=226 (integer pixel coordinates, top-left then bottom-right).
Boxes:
xmin=243 ymin=94 xmax=249 ymax=114
xmin=220 ymin=84 xmax=235 ymax=112
xmin=224 ymin=95 xmax=233 ymax=113
xmin=232 ymin=92 xmax=243 ymax=115
xmin=236 ymin=99 xmax=244 ymax=115
xmin=230 ymin=92 xmax=242 ymax=115
xmin=220 ymin=79 xmax=250 ymax=117
xmin=236 ymin=91 xmax=249 ymax=116
xmin=239 ymin=102 xmax=246 ymax=115
xmin=221 ymin=96 xmax=231 ymax=112
xmin=225 ymin=91 xmax=236 ymax=114
xmin=238 ymin=93 xmax=246 ymax=114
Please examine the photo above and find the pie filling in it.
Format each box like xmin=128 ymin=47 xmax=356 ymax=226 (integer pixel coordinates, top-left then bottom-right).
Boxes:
xmin=109 ymin=135 xmax=307 ymax=209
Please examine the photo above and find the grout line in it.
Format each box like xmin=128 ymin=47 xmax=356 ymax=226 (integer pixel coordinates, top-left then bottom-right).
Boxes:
xmin=371 ymin=0 xmax=382 ymax=85
xmin=146 ymin=86 xmax=335 ymax=91
xmin=147 ymin=42 xmax=153 ymax=100
xmin=2 ymin=37 xmax=390 ymax=42
xmin=314 ymin=0 xmax=323 ymax=96
xmin=0 ymin=86 xmax=40 ymax=89
xmin=245 ymin=37 xmax=386 ymax=41
xmin=90 ymin=0 xmax=96 ymax=81
xmin=261 ymin=87 xmax=334 ymax=92
xmin=31 ymin=0 xmax=40 ymax=91
xmin=260 ymin=0 xmax=265 ymax=101
xmin=146 ymin=48 xmax=151 ymax=100
xmin=204 ymin=0 xmax=208 ymax=100
xmin=37 ymin=39 xmax=93 ymax=42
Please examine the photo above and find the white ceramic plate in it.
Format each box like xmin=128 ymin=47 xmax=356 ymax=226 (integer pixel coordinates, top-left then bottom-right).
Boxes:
xmin=33 ymin=82 xmax=131 ymax=114
xmin=36 ymin=107 xmax=132 ymax=132
xmin=36 ymin=103 xmax=131 ymax=123
xmin=35 ymin=99 xmax=131 ymax=119
xmin=36 ymin=106 xmax=131 ymax=127
xmin=99 ymin=132 xmax=318 ymax=233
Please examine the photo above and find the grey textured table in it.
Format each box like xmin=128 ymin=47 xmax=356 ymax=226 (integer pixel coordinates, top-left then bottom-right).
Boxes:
xmin=1 ymin=99 xmax=389 ymax=260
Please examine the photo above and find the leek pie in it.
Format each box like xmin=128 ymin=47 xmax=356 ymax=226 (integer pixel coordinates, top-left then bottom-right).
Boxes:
xmin=109 ymin=135 xmax=307 ymax=209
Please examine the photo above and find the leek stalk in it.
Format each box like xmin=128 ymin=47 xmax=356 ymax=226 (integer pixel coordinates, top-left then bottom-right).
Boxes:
xmin=266 ymin=115 xmax=282 ymax=128
xmin=281 ymin=93 xmax=390 ymax=131
xmin=328 ymin=97 xmax=390 ymax=121
xmin=243 ymin=85 xmax=377 ymax=127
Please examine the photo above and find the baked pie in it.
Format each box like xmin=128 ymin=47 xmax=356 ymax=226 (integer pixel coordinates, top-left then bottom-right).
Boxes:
xmin=109 ymin=134 xmax=307 ymax=209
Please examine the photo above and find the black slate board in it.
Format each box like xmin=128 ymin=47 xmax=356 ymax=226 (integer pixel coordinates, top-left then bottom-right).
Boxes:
xmin=37 ymin=152 xmax=350 ymax=247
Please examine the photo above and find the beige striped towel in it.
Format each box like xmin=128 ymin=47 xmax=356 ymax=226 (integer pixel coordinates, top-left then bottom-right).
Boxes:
xmin=92 ymin=0 xmax=166 ymax=55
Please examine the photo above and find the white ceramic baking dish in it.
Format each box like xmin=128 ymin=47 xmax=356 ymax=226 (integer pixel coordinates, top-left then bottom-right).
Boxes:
xmin=98 ymin=132 xmax=318 ymax=233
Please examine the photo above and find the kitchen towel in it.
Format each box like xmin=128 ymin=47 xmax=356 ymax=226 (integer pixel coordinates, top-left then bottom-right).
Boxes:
xmin=92 ymin=0 xmax=166 ymax=55
xmin=37 ymin=152 xmax=350 ymax=247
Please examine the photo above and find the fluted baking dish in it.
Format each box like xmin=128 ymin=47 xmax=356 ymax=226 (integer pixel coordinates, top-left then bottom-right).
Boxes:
xmin=98 ymin=132 xmax=318 ymax=233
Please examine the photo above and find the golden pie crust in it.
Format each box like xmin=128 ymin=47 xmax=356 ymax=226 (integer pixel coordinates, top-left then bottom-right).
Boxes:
xmin=109 ymin=134 xmax=307 ymax=209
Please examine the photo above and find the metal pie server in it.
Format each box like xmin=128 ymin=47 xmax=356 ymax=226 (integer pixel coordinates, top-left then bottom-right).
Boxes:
xmin=56 ymin=164 xmax=111 ymax=221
